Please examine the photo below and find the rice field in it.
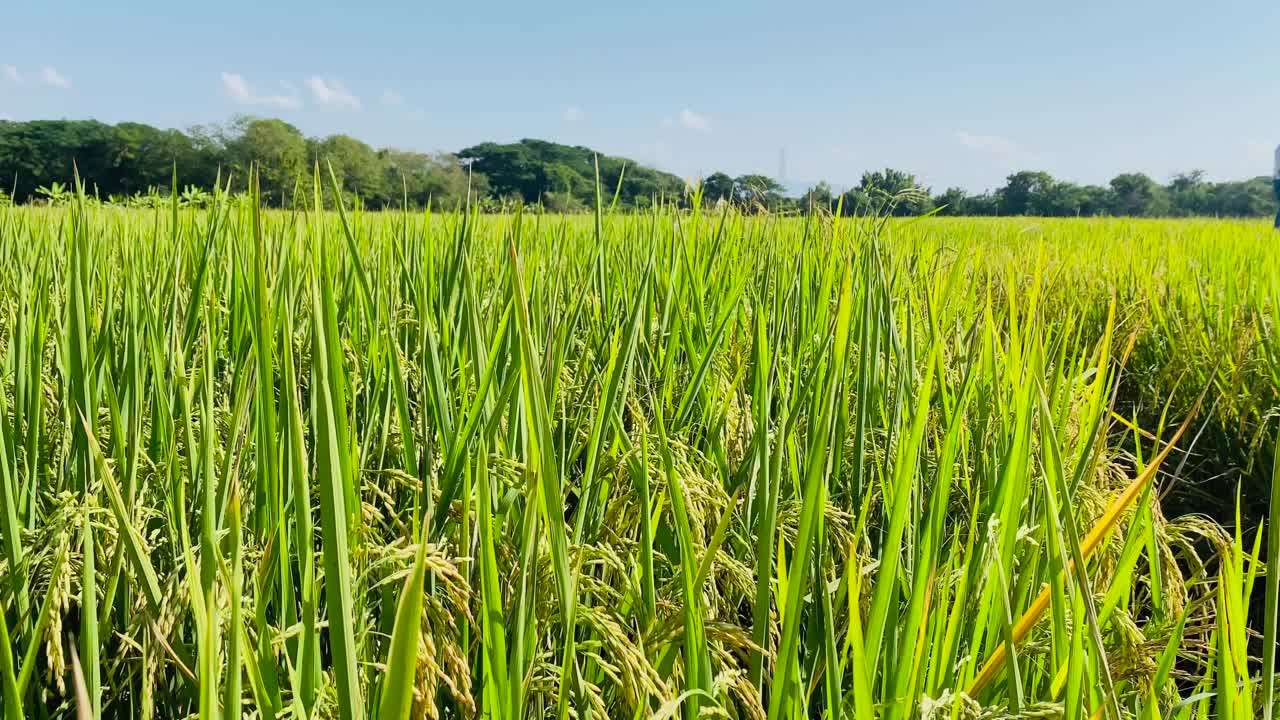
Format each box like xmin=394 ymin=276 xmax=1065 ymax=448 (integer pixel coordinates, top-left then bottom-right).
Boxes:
xmin=0 ymin=181 xmax=1279 ymax=720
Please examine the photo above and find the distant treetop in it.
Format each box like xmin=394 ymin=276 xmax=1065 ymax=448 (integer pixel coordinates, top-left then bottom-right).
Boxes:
xmin=457 ymin=138 xmax=686 ymax=211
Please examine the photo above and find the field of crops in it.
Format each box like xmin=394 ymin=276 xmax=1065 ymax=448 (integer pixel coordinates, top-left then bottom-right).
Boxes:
xmin=1 ymin=186 xmax=1279 ymax=720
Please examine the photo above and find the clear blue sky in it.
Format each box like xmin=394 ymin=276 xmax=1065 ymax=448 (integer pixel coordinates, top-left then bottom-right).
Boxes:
xmin=1 ymin=0 xmax=1277 ymax=192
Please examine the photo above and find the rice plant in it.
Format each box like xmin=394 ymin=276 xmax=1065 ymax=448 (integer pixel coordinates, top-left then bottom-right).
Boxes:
xmin=0 ymin=175 xmax=1277 ymax=719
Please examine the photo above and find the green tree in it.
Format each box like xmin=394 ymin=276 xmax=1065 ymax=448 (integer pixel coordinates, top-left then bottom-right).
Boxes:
xmin=224 ymin=116 xmax=309 ymax=205
xmin=837 ymin=188 xmax=872 ymax=215
xmin=858 ymin=168 xmax=932 ymax=216
xmin=935 ymin=187 xmax=970 ymax=215
xmin=799 ymin=181 xmax=835 ymax=213
xmin=315 ymin=134 xmax=390 ymax=207
xmin=701 ymin=172 xmax=735 ymax=205
xmin=186 ymin=123 xmax=233 ymax=187
xmin=111 ymin=122 xmax=205 ymax=194
xmin=381 ymin=150 xmax=482 ymax=209
xmin=0 ymin=119 xmax=117 ymax=201
xmin=997 ymin=171 xmax=1055 ymax=215
xmin=1168 ymin=170 xmax=1210 ymax=216
xmin=1108 ymin=172 xmax=1169 ymax=216
xmin=458 ymin=139 xmax=684 ymax=210
xmin=1204 ymin=177 xmax=1274 ymax=217
xmin=732 ymin=174 xmax=786 ymax=212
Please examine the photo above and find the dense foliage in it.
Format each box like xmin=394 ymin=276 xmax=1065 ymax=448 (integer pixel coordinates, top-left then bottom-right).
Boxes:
xmin=457 ymin=139 xmax=685 ymax=210
xmin=0 ymin=117 xmax=478 ymax=209
xmin=0 ymin=181 xmax=1278 ymax=719
xmin=792 ymin=169 xmax=1277 ymax=218
xmin=1 ymin=117 xmax=1276 ymax=218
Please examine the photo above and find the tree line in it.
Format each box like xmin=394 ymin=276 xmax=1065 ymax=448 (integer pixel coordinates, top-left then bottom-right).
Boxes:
xmin=736 ymin=168 xmax=1275 ymax=218
xmin=0 ymin=117 xmax=688 ymax=211
xmin=0 ymin=116 xmax=1274 ymax=217
xmin=0 ymin=117 xmax=476 ymax=209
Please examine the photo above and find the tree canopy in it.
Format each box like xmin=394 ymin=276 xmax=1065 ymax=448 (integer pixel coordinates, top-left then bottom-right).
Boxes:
xmin=0 ymin=116 xmax=1275 ymax=218
xmin=0 ymin=117 xmax=479 ymax=209
xmin=457 ymin=138 xmax=685 ymax=209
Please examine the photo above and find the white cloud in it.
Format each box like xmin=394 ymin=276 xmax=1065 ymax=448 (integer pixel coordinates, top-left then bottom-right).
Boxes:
xmin=221 ymin=72 xmax=253 ymax=99
xmin=220 ymin=72 xmax=301 ymax=109
xmin=678 ymin=108 xmax=710 ymax=132
xmin=307 ymin=76 xmax=361 ymax=111
xmin=2 ymin=65 xmax=20 ymax=83
xmin=955 ymin=130 xmax=1017 ymax=154
xmin=0 ymin=113 xmax=12 ymax=122
xmin=40 ymin=66 xmax=71 ymax=89
xmin=563 ymin=105 xmax=584 ymax=122
xmin=381 ymin=88 xmax=404 ymax=106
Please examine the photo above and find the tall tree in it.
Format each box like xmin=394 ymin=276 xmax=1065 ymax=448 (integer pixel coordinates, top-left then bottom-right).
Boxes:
xmin=315 ymin=134 xmax=390 ymax=207
xmin=859 ymin=168 xmax=932 ymax=216
xmin=701 ymin=172 xmax=735 ymax=205
xmin=1109 ymin=172 xmax=1169 ymax=216
xmin=458 ymin=138 xmax=685 ymax=208
xmin=997 ymin=171 xmax=1056 ymax=215
xmin=800 ymin=181 xmax=835 ymax=213
xmin=732 ymin=174 xmax=786 ymax=212
xmin=380 ymin=149 xmax=482 ymax=209
xmin=0 ymin=119 xmax=117 ymax=201
xmin=224 ymin=117 xmax=309 ymax=205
